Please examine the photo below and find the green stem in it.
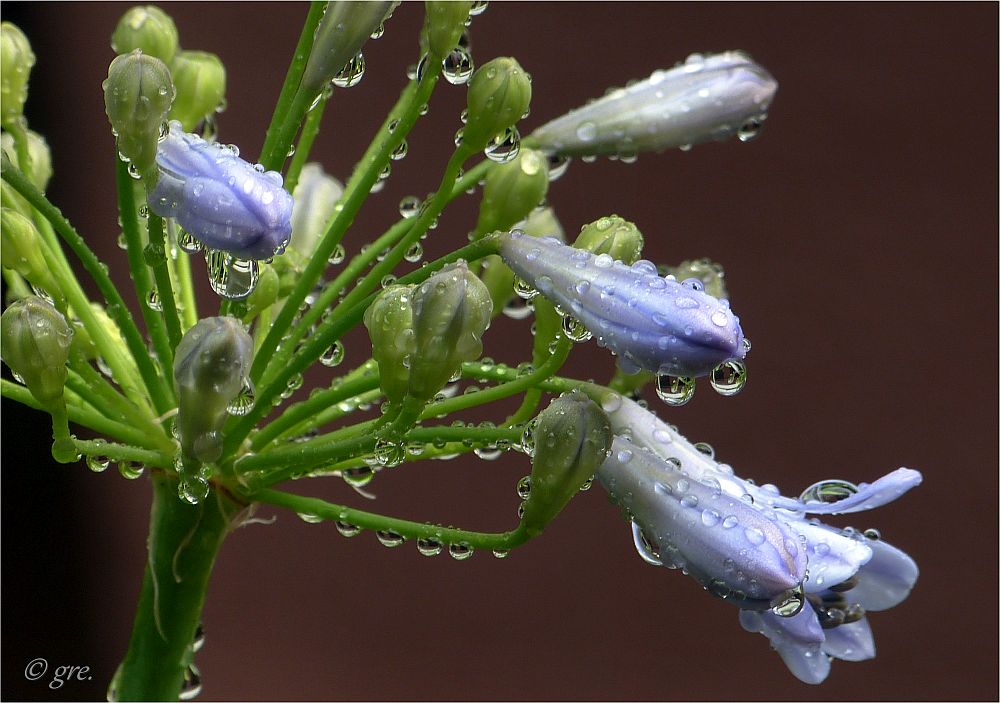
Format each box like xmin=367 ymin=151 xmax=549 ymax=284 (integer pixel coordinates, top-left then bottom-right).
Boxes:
xmin=259 ymin=0 xmax=328 ymax=170
xmin=247 ymin=487 xmax=530 ymax=551
xmin=146 ymin=214 xmax=183 ymax=353
xmin=115 ymin=474 xmax=239 ymax=702
xmin=273 ymin=387 xmax=383 ymax=444
xmin=283 ymin=91 xmax=328 ymax=194
xmin=75 ymin=438 xmax=174 ymax=469
xmin=168 ymin=220 xmax=199 ymax=330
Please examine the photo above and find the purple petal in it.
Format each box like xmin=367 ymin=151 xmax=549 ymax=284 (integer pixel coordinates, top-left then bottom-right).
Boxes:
xmin=796 ymin=522 xmax=872 ymax=594
xmin=776 ymin=468 xmax=923 ymax=515
xmin=739 ymin=603 xmax=831 ymax=684
xmin=499 ymin=232 xmax=745 ymax=377
xmin=822 ymin=617 xmax=876 ymax=662
xmin=848 ymin=539 xmax=919 ymax=611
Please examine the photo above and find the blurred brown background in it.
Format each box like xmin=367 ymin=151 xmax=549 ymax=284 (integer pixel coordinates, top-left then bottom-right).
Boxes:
xmin=2 ymin=2 xmax=997 ymax=701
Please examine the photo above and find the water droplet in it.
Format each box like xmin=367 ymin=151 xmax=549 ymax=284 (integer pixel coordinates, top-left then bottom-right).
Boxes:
xmin=376 ymin=529 xmax=405 ymax=547
xmin=744 ymin=527 xmax=766 ymax=546
xmin=178 ymin=477 xmax=210 ymax=505
xmin=398 ymin=195 xmax=421 ymax=219
xmin=118 ymin=460 xmax=145 ymax=480
xmin=335 ymin=520 xmax=361 ymax=537
xmin=561 ymin=315 xmax=592 ymax=342
xmin=227 ymin=377 xmax=256 ymax=416
xmin=205 ymin=251 xmax=260 ymax=300
xmin=469 ymin=0 xmax=488 ymax=15
xmin=297 ymin=512 xmax=323 ymax=523
xmin=178 ymin=229 xmax=203 ymax=253
xmin=417 ymin=537 xmax=442 ymax=556
xmin=738 ymin=118 xmax=763 ymax=142
xmin=519 ymin=420 xmax=537 ymax=457
xmin=484 ymin=125 xmax=521 ymax=163
xmin=373 ymin=438 xmax=405 ymax=467
xmin=328 ymin=243 xmax=346 ymax=265
xmin=547 ymin=154 xmax=571 ymax=181
xmin=799 ymin=479 xmax=859 ymax=504
xmin=516 ymin=475 xmax=532 ymax=499
xmin=332 ymin=52 xmax=366 ymax=88
xmin=146 ymin=288 xmax=162 ymax=311
xmin=575 ymin=121 xmax=597 ymax=142
xmin=693 ymin=442 xmax=715 ymax=459
xmin=770 ymin=584 xmax=805 ymax=617
xmin=863 ymin=528 xmax=881 ymax=541
xmin=86 ymin=455 xmax=110 ymax=473
xmin=320 ymin=340 xmax=345 ymax=367
xmin=448 ymin=542 xmax=473 ymax=560
xmin=403 ymin=242 xmax=424 ymax=262
xmin=179 ymin=664 xmax=202 ymax=701
xmin=442 ymin=47 xmax=474 ymax=85
xmin=492 ymin=549 xmax=509 ymax=559
xmin=513 ymin=276 xmax=537 ymax=300
xmin=655 ymin=374 xmax=695 ymax=406
xmin=390 ymin=139 xmax=408 ymax=161
xmin=342 ymin=466 xmax=374 ymax=487
xmin=710 ymin=360 xmax=747 ymax=396
xmin=192 ymin=623 xmax=206 ymax=653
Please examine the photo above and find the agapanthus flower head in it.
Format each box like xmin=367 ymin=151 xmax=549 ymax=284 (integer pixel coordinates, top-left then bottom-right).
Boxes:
xmin=596 ymin=392 xmax=921 ymax=683
xmin=498 ymin=230 xmax=745 ymax=377
xmin=529 ymin=50 xmax=777 ymax=158
xmin=148 ymin=121 xmax=294 ymax=260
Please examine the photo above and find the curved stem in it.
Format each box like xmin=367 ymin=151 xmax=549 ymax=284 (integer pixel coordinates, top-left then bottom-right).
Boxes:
xmin=283 ymin=91 xmax=328 ymax=194
xmin=146 ymin=214 xmax=183 ymax=352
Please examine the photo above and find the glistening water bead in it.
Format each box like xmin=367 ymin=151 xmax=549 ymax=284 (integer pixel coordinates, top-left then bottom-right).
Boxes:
xmin=205 ymin=251 xmax=260 ymax=300
xmin=656 ymin=374 xmax=696 ymax=406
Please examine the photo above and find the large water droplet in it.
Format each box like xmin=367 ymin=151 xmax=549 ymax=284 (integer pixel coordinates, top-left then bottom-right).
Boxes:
xmin=319 ymin=340 xmax=345 ymax=367
xmin=799 ymin=479 xmax=859 ymax=504
xmin=118 ymin=461 xmax=145 ymax=480
xmin=710 ymin=360 xmax=747 ymax=396
xmin=655 ymin=374 xmax=695 ymax=406
xmin=738 ymin=118 xmax=763 ymax=142
xmin=205 ymin=251 xmax=259 ymax=300
xmin=448 ymin=542 xmax=474 ymax=560
xmin=226 ymin=376 xmax=256 ymax=416
xmin=417 ymin=537 xmax=442 ymax=556
xmin=178 ymin=664 xmax=202 ymax=701
xmin=561 ymin=315 xmax=592 ymax=342
xmin=442 ymin=47 xmax=474 ymax=85
xmin=771 ymin=584 xmax=805 ymax=617
xmin=87 ymin=455 xmax=110 ymax=473
xmin=376 ymin=529 xmax=405 ymax=547
xmin=332 ymin=53 xmax=366 ymax=88
xmin=484 ymin=126 xmax=521 ymax=163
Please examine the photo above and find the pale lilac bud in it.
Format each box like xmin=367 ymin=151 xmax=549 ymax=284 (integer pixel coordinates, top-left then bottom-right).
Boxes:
xmin=530 ymin=51 xmax=777 ymax=158
xmin=148 ymin=121 xmax=294 ymax=260
xmin=498 ymin=230 xmax=745 ymax=377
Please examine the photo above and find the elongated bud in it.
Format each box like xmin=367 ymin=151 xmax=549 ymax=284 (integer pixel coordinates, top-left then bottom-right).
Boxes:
xmin=111 ymin=5 xmax=179 ymax=63
xmin=667 ymin=258 xmax=728 ymax=300
xmin=104 ymin=50 xmax=174 ymax=177
xmin=475 ymin=149 xmax=548 ymax=236
xmin=1 ymin=297 xmax=73 ymax=404
xmin=520 ymin=391 xmax=612 ymax=534
xmin=282 ymin=162 xmax=343 ymax=272
xmin=407 ymin=261 xmax=492 ymax=401
xmin=301 ymin=1 xmax=397 ymax=92
xmin=499 ymin=231 xmax=745 ymax=377
xmin=422 ymin=1 xmax=473 ymax=58
xmin=173 ymin=317 xmax=253 ymax=463
xmin=574 ymin=215 xmax=643 ymax=265
xmin=480 ymin=205 xmax=563 ymax=312
xmin=1 ymin=22 xmax=34 ymax=128
xmin=1 ymin=129 xmax=51 ymax=192
xmin=462 ymin=57 xmax=532 ymax=152
xmin=530 ymin=51 xmax=777 ymax=158
xmin=1 ymin=208 xmax=59 ymax=297
xmin=363 ymin=284 xmax=416 ymax=405
xmin=149 ymin=121 xmax=294 ymax=260
xmin=168 ymin=50 xmax=226 ymax=131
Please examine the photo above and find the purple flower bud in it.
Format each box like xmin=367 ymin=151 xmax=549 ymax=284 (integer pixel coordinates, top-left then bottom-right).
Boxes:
xmin=149 ymin=121 xmax=294 ymax=260
xmin=498 ymin=230 xmax=745 ymax=377
xmin=530 ymin=51 xmax=777 ymax=158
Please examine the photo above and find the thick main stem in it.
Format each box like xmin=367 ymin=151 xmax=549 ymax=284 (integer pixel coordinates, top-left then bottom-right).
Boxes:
xmin=115 ymin=474 xmax=240 ymax=702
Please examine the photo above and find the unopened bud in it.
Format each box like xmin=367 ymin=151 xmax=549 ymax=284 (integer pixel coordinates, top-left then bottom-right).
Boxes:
xmin=1 ymin=296 xmax=73 ymax=404
xmin=1 ymin=128 xmax=52 ymax=192
xmin=0 ymin=22 xmax=34 ymax=128
xmin=173 ymin=317 xmax=253 ymax=463
xmin=667 ymin=258 xmax=728 ymax=300
xmin=421 ymin=1 xmax=473 ymax=58
xmin=1 ymin=208 xmax=58 ymax=297
xmin=573 ymin=215 xmax=644 ymax=265
xmin=463 ymin=57 xmax=532 ymax=152
xmin=407 ymin=262 xmax=492 ymax=401
xmin=520 ymin=391 xmax=612 ymax=534
xmin=282 ymin=162 xmax=343 ymax=272
xmin=168 ymin=50 xmax=226 ymax=131
xmin=475 ymin=149 xmax=548 ymax=236
xmin=480 ymin=205 xmax=563 ymax=312
xmin=103 ymin=50 xmax=174 ymax=177
xmin=302 ymin=1 xmax=397 ymax=92
xmin=363 ymin=284 xmax=416 ymax=405
xmin=111 ymin=5 xmax=179 ymax=63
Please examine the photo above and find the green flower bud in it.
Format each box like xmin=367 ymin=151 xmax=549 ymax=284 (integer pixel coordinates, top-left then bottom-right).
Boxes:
xmin=1 ymin=22 xmax=35 ymax=128
xmin=173 ymin=317 xmax=253 ymax=463
xmin=462 ymin=57 xmax=532 ymax=152
xmin=475 ymin=149 xmax=549 ymax=236
xmin=1 ymin=208 xmax=59 ymax=297
xmin=302 ymin=1 xmax=398 ymax=92
xmin=421 ymin=1 xmax=473 ymax=58
xmin=281 ymin=162 xmax=343 ymax=273
xmin=480 ymin=205 xmax=564 ymax=313
xmin=407 ymin=262 xmax=492 ymax=401
xmin=520 ymin=390 xmax=613 ymax=534
xmin=111 ymin=5 xmax=179 ymax=63
xmin=1 ymin=296 xmax=73 ymax=404
xmin=1 ymin=128 xmax=52 ymax=192
xmin=104 ymin=50 xmax=174 ymax=177
xmin=168 ymin=50 xmax=226 ymax=131
xmin=573 ymin=215 xmax=644 ymax=265
xmin=363 ymin=284 xmax=416 ymax=405
xmin=667 ymin=258 xmax=729 ymax=300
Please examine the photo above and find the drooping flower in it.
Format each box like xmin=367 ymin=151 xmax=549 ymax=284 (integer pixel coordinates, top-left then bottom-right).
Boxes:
xmin=148 ymin=121 xmax=294 ymax=260
xmin=529 ymin=51 xmax=777 ymax=158
xmin=498 ymin=230 xmax=745 ymax=377
xmin=596 ymin=392 xmax=921 ymax=683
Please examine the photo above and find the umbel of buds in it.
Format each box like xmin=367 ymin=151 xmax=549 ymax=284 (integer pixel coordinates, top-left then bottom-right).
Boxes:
xmin=111 ymin=5 xmax=179 ymax=63
xmin=148 ymin=121 xmax=294 ymax=260
xmin=1 ymin=296 xmax=73 ymax=405
xmin=520 ymin=391 xmax=613 ymax=535
xmin=530 ymin=51 xmax=777 ymax=158
xmin=301 ymin=0 xmax=397 ymax=92
xmin=103 ymin=49 xmax=174 ymax=177
xmin=573 ymin=215 xmax=644 ymax=265
xmin=172 ymin=316 xmax=253 ymax=463
xmin=1 ymin=22 xmax=35 ymax=128
xmin=168 ymin=50 xmax=226 ymax=131
xmin=462 ymin=57 xmax=532 ymax=152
